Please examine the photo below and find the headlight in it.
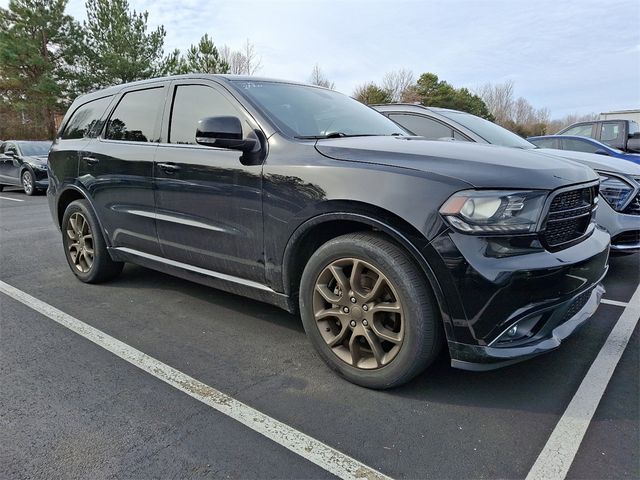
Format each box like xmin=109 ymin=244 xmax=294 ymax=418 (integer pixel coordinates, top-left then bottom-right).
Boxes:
xmin=29 ymin=163 xmax=47 ymax=170
xmin=597 ymin=173 xmax=635 ymax=212
xmin=440 ymin=190 xmax=547 ymax=234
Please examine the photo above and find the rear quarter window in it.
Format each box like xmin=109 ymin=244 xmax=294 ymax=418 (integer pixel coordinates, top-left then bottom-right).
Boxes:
xmin=61 ymin=96 xmax=113 ymax=140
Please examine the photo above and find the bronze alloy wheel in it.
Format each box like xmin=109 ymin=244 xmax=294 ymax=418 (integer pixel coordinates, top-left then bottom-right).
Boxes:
xmin=66 ymin=212 xmax=95 ymax=273
xmin=312 ymin=257 xmax=405 ymax=369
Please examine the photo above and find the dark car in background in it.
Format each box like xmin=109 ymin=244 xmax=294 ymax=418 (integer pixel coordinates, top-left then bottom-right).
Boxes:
xmin=0 ymin=140 xmax=51 ymax=195
xmin=374 ymin=104 xmax=640 ymax=254
xmin=557 ymin=119 xmax=640 ymax=153
xmin=48 ymin=75 xmax=609 ymax=388
xmin=527 ymin=134 xmax=640 ymax=164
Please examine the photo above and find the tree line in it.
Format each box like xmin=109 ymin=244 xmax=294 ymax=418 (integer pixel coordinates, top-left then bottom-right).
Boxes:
xmin=0 ymin=0 xmax=259 ymax=139
xmin=1 ymin=0 xmax=595 ymax=141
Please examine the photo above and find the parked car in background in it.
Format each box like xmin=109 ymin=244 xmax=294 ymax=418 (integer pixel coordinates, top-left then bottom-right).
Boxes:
xmin=0 ymin=140 xmax=51 ymax=195
xmin=527 ymin=135 xmax=640 ymax=164
xmin=48 ymin=75 xmax=609 ymax=388
xmin=557 ymin=119 xmax=640 ymax=153
xmin=374 ymin=104 xmax=640 ymax=254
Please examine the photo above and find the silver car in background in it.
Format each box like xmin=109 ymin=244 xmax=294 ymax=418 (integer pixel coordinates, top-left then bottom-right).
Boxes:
xmin=374 ymin=104 xmax=640 ymax=253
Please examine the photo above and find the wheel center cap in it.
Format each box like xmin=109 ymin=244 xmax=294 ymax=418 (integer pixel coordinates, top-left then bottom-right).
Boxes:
xmin=351 ymin=306 xmax=363 ymax=320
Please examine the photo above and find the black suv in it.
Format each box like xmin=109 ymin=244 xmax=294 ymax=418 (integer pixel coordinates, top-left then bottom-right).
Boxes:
xmin=48 ymin=75 xmax=610 ymax=388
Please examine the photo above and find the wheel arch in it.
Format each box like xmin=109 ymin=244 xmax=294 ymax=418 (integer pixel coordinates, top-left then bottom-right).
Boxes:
xmin=56 ymin=185 xmax=112 ymax=247
xmin=281 ymin=202 xmax=452 ymax=326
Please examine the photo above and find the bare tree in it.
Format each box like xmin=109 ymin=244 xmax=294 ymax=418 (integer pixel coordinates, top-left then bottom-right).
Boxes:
xmin=309 ymin=64 xmax=335 ymax=89
xmin=220 ymin=39 xmax=262 ymax=75
xmin=476 ymin=81 xmax=515 ymax=126
xmin=382 ymin=69 xmax=415 ymax=102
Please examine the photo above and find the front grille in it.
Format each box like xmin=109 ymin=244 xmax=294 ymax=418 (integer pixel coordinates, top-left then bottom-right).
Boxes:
xmin=542 ymin=185 xmax=597 ymax=248
xmin=561 ymin=288 xmax=592 ymax=323
xmin=611 ymin=230 xmax=640 ymax=246
xmin=622 ymin=192 xmax=640 ymax=215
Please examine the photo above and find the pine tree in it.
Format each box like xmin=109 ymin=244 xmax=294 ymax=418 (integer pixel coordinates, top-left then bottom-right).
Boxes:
xmin=164 ymin=34 xmax=230 ymax=75
xmin=79 ymin=0 xmax=168 ymax=88
xmin=0 ymin=0 xmax=82 ymax=138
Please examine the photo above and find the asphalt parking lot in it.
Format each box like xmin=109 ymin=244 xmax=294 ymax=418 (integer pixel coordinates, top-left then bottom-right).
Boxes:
xmin=1 ymin=188 xmax=638 ymax=480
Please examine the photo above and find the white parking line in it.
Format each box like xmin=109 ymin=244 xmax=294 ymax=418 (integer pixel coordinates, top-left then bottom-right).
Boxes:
xmin=0 ymin=196 xmax=24 ymax=202
xmin=0 ymin=280 xmax=391 ymax=480
xmin=526 ymin=283 xmax=640 ymax=480
xmin=600 ymin=298 xmax=629 ymax=307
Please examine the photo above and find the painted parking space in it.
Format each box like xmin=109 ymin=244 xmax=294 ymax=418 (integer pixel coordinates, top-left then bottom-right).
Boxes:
xmin=1 ymin=193 xmax=638 ymax=479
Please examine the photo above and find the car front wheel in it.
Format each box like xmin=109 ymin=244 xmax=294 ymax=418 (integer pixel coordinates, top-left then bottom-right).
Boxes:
xmin=61 ymin=199 xmax=124 ymax=283
xmin=21 ymin=170 xmax=35 ymax=196
xmin=299 ymin=232 xmax=441 ymax=389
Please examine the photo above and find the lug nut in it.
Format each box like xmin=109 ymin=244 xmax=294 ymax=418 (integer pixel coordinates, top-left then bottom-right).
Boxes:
xmin=362 ymin=304 xmax=369 ymax=311
xmin=362 ymin=320 xmax=369 ymax=326
xmin=350 ymin=297 xmax=357 ymax=303
xmin=342 ymin=306 xmax=350 ymax=313
xmin=349 ymin=320 xmax=356 ymax=327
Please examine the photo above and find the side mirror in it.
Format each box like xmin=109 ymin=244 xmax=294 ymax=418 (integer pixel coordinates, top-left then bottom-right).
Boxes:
xmin=627 ymin=134 xmax=640 ymax=153
xmin=5 ymin=150 xmax=15 ymax=157
xmin=594 ymin=149 xmax=610 ymax=156
xmin=195 ymin=116 xmax=258 ymax=153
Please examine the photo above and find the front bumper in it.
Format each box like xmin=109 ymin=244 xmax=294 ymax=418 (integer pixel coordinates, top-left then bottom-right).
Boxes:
xmin=595 ymin=199 xmax=640 ymax=253
xmin=428 ymin=225 xmax=610 ymax=370
xmin=449 ymin=283 xmax=605 ymax=370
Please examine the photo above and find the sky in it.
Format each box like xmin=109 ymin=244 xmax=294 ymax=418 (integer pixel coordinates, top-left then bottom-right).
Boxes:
xmin=3 ymin=0 xmax=639 ymax=118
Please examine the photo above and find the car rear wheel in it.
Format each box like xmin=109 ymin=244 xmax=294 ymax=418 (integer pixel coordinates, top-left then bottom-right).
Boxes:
xmin=62 ymin=199 xmax=123 ymax=283
xmin=299 ymin=232 xmax=441 ymax=389
xmin=21 ymin=170 xmax=35 ymax=196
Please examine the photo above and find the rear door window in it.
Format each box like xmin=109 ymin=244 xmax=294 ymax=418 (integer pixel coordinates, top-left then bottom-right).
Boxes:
xmin=61 ymin=96 xmax=113 ymax=139
xmin=530 ymin=138 xmax=558 ymax=148
xmin=105 ymin=88 xmax=164 ymax=142
xmin=388 ymin=114 xmax=454 ymax=139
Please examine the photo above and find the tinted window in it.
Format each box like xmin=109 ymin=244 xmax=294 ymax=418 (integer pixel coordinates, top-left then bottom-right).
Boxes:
xmin=388 ymin=114 xmax=453 ymax=139
xmin=436 ymin=110 xmax=535 ymax=149
xmin=233 ymin=80 xmax=404 ymax=138
xmin=561 ymin=138 xmax=599 ymax=153
xmin=529 ymin=138 xmax=558 ymax=148
xmin=169 ymin=85 xmax=241 ymax=144
xmin=562 ymin=123 xmax=594 ymax=137
xmin=62 ymin=96 xmax=112 ymax=139
xmin=600 ymin=123 xmax=621 ymax=142
xmin=105 ymin=88 xmax=164 ymax=142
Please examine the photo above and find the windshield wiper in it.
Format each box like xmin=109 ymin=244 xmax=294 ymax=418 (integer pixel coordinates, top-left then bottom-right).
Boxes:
xmin=294 ymin=133 xmax=398 ymax=140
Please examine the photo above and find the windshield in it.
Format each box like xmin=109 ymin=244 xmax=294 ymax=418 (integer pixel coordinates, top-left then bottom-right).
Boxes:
xmin=18 ymin=141 xmax=51 ymax=156
xmin=232 ymin=81 xmax=405 ymax=138
xmin=437 ymin=110 xmax=535 ymax=149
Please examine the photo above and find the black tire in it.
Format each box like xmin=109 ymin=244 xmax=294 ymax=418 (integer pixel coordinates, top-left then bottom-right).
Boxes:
xmin=299 ymin=232 xmax=442 ymax=389
xmin=61 ymin=199 xmax=124 ymax=283
xmin=21 ymin=169 xmax=36 ymax=196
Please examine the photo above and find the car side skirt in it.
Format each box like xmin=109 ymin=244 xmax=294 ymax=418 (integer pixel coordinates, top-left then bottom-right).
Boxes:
xmin=109 ymin=247 xmax=295 ymax=313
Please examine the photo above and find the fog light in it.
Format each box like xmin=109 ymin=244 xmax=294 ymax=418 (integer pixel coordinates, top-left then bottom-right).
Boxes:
xmin=506 ymin=326 xmax=518 ymax=337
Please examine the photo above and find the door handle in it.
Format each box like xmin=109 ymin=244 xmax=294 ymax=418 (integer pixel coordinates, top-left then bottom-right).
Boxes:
xmin=82 ymin=156 xmax=99 ymax=165
xmin=157 ymin=162 xmax=181 ymax=173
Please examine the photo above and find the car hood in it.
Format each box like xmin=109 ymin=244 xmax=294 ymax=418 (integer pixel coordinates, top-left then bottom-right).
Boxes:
xmin=315 ymin=137 xmax=598 ymax=189
xmin=536 ymin=148 xmax=640 ymax=176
